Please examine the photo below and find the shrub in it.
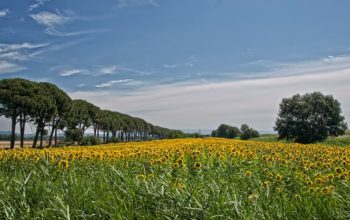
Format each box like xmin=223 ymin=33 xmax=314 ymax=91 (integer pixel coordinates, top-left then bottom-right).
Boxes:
xmin=81 ymin=136 xmax=101 ymax=146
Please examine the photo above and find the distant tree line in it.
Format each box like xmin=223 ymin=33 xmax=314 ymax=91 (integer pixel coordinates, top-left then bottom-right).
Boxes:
xmin=211 ymin=92 xmax=348 ymax=144
xmin=211 ymin=124 xmax=259 ymax=140
xmin=0 ymin=134 xmax=37 ymax=141
xmin=0 ymin=78 xmax=185 ymax=149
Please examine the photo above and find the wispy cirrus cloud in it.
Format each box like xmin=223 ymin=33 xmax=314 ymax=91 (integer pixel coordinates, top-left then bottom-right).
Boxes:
xmin=0 ymin=42 xmax=49 ymax=62
xmin=59 ymin=69 xmax=84 ymax=77
xmin=163 ymin=63 xmax=194 ymax=69
xmin=119 ymin=66 xmax=154 ymax=75
xmin=0 ymin=43 xmax=49 ymax=54
xmin=28 ymin=0 xmax=51 ymax=12
xmin=30 ymin=10 xmax=107 ymax=37
xmin=0 ymin=60 xmax=26 ymax=74
xmin=0 ymin=42 xmax=49 ymax=74
xmin=98 ymin=65 xmax=118 ymax=75
xmin=32 ymin=38 xmax=91 ymax=58
xmin=57 ymin=64 xmax=153 ymax=78
xmin=96 ymin=65 xmax=154 ymax=76
xmin=30 ymin=10 xmax=71 ymax=34
xmin=95 ymin=79 xmax=142 ymax=88
xmin=117 ymin=0 xmax=159 ymax=8
xmin=0 ymin=9 xmax=10 ymax=17
xmin=71 ymin=55 xmax=350 ymax=130
xmin=240 ymin=55 xmax=350 ymax=79
xmin=45 ymin=28 xmax=108 ymax=37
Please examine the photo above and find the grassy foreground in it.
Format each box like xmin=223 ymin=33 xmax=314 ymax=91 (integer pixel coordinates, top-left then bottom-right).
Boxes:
xmin=0 ymin=138 xmax=350 ymax=219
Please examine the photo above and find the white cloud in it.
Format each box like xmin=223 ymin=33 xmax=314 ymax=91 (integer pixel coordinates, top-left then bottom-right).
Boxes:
xmin=70 ymin=56 xmax=350 ymax=131
xmin=0 ymin=60 xmax=26 ymax=74
xmin=30 ymin=11 xmax=70 ymax=30
xmin=117 ymin=0 xmax=159 ymax=8
xmin=44 ymin=29 xmax=108 ymax=37
xmin=163 ymin=63 xmax=193 ymax=69
xmin=121 ymin=67 xmax=154 ymax=75
xmin=95 ymin=79 xmax=140 ymax=88
xmin=245 ymin=56 xmax=350 ymax=78
xmin=28 ymin=0 xmax=51 ymax=12
xmin=0 ymin=42 xmax=49 ymax=74
xmin=59 ymin=69 xmax=83 ymax=77
xmin=0 ymin=9 xmax=10 ymax=17
xmin=30 ymin=11 xmax=108 ymax=36
xmin=163 ymin=64 xmax=177 ymax=68
xmin=0 ymin=43 xmax=49 ymax=53
xmin=95 ymin=65 xmax=154 ymax=76
xmin=0 ymin=51 xmax=26 ymax=61
xmin=99 ymin=65 xmax=119 ymax=75
xmin=33 ymin=38 xmax=90 ymax=57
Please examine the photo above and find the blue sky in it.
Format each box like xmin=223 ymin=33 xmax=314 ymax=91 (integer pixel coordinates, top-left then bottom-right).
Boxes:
xmin=1 ymin=0 xmax=350 ymax=131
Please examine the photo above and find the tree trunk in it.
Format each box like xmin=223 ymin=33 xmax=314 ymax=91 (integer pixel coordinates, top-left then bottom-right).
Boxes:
xmin=48 ymin=118 xmax=55 ymax=147
xmin=93 ymin=123 xmax=97 ymax=137
xmin=32 ymin=126 xmax=40 ymax=148
xmin=19 ymin=114 xmax=25 ymax=148
xmin=54 ymin=128 xmax=58 ymax=146
xmin=10 ymin=114 xmax=17 ymax=149
xmin=103 ymin=131 xmax=106 ymax=143
xmin=39 ymin=129 xmax=44 ymax=148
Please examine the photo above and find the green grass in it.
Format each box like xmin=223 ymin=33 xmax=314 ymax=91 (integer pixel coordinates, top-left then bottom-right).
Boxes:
xmin=317 ymin=136 xmax=350 ymax=147
xmin=251 ymin=134 xmax=279 ymax=142
xmin=251 ymin=133 xmax=350 ymax=147
xmin=1 ymin=158 xmax=349 ymax=219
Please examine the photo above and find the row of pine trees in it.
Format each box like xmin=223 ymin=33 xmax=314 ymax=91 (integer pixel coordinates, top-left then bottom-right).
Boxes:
xmin=0 ymin=78 xmax=185 ymax=149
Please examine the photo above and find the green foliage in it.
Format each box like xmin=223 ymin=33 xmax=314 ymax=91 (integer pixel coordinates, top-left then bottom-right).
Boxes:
xmin=66 ymin=100 xmax=94 ymax=133
xmin=0 ymin=78 xmax=38 ymax=148
xmin=240 ymin=124 xmax=260 ymax=140
xmin=167 ymin=130 xmax=186 ymax=139
xmin=110 ymin=136 xmax=121 ymax=143
xmin=251 ymin=134 xmax=279 ymax=142
xmin=251 ymin=134 xmax=350 ymax=147
xmin=81 ymin=136 xmax=102 ymax=146
xmin=65 ymin=128 xmax=83 ymax=144
xmin=212 ymin=124 xmax=240 ymax=139
xmin=275 ymin=92 xmax=348 ymax=144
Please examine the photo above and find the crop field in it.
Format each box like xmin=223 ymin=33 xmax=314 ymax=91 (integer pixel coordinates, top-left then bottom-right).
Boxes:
xmin=0 ymin=138 xmax=350 ymax=219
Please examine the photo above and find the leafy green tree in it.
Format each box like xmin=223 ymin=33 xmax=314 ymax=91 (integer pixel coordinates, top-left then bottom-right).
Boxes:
xmin=15 ymin=80 xmax=37 ymax=148
xmin=66 ymin=100 xmax=93 ymax=135
xmin=81 ymin=135 xmax=101 ymax=146
xmin=1 ymin=78 xmax=191 ymax=147
xmin=0 ymin=78 xmax=37 ymax=148
xmin=40 ymin=82 xmax=72 ymax=147
xmin=240 ymin=124 xmax=259 ymax=140
xmin=274 ymin=92 xmax=347 ymax=143
xmin=88 ymin=105 xmax=100 ymax=138
xmin=212 ymin=124 xmax=240 ymax=139
xmin=30 ymin=83 xmax=58 ymax=148
xmin=65 ymin=128 xmax=83 ymax=144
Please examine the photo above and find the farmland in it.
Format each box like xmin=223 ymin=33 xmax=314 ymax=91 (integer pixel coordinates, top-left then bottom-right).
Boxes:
xmin=1 ymin=138 xmax=349 ymax=219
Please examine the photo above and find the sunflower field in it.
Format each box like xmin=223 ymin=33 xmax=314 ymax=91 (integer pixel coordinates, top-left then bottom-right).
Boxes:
xmin=0 ymin=138 xmax=349 ymax=219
